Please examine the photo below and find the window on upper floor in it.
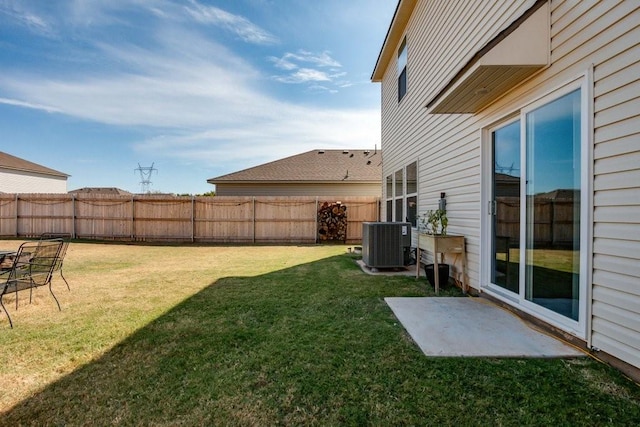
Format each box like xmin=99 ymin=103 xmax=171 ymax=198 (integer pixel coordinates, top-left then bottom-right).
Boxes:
xmin=398 ymin=37 xmax=407 ymax=102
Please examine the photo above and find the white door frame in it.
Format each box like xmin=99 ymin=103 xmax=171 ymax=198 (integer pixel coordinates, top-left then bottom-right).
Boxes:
xmin=480 ymin=72 xmax=593 ymax=340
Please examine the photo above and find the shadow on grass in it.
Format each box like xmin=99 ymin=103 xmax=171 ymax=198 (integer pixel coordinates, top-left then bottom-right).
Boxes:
xmin=2 ymin=254 xmax=639 ymax=425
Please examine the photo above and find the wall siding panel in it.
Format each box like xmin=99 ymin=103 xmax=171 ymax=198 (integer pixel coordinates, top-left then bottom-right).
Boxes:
xmin=594 ymin=253 xmax=640 ymax=279
xmin=0 ymin=170 xmax=67 ymax=194
xmin=557 ymin=0 xmax=639 ymax=367
xmin=215 ymin=183 xmax=382 ymax=197
xmin=380 ymin=0 xmax=536 ymax=290
xmin=376 ymin=0 xmax=640 ymax=369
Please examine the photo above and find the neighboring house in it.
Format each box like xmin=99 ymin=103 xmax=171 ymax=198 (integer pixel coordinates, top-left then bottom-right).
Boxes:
xmin=69 ymin=187 xmax=132 ymax=196
xmin=0 ymin=151 xmax=69 ymax=193
xmin=207 ymin=149 xmax=382 ymax=197
xmin=372 ymin=0 xmax=640 ymax=375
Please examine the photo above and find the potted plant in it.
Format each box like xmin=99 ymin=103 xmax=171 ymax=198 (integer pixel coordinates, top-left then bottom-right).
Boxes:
xmin=419 ymin=209 xmax=448 ymax=236
xmin=418 ymin=209 xmax=450 ymax=288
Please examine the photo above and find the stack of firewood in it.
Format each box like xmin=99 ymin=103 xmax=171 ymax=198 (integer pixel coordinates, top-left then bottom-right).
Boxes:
xmin=317 ymin=202 xmax=347 ymax=242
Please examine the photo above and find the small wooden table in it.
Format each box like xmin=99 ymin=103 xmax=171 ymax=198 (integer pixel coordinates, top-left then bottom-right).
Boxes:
xmin=416 ymin=234 xmax=467 ymax=294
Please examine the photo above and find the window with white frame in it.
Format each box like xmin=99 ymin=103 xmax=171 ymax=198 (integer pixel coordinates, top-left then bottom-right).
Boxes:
xmin=405 ymin=161 xmax=417 ymax=226
xmin=385 ymin=174 xmax=393 ymax=222
xmin=394 ymin=169 xmax=403 ymax=221
xmin=385 ymin=161 xmax=418 ymax=225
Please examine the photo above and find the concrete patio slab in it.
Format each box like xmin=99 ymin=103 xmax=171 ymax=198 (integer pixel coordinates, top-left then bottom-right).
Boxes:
xmin=385 ymin=297 xmax=584 ymax=358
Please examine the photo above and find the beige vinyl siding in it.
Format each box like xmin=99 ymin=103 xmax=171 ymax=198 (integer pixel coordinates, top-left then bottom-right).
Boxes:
xmin=588 ymin=0 xmax=640 ymax=367
xmin=214 ymin=183 xmax=382 ymax=197
xmin=380 ymin=0 xmax=538 ymax=284
xmin=0 ymin=169 xmax=67 ymax=194
xmin=491 ymin=0 xmax=640 ymax=365
xmin=378 ymin=0 xmax=640 ymax=368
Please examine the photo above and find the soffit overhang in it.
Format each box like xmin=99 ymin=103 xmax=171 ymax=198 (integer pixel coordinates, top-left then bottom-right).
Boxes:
xmin=371 ymin=0 xmax=417 ymax=82
xmin=428 ymin=0 xmax=550 ymax=114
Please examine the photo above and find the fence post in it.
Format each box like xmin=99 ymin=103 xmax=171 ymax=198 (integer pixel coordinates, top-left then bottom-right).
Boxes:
xmin=131 ymin=195 xmax=135 ymax=241
xmin=550 ymin=199 xmax=556 ymax=246
xmin=191 ymin=196 xmax=195 ymax=243
xmin=252 ymin=197 xmax=256 ymax=244
xmin=72 ymin=194 xmax=76 ymax=239
xmin=14 ymin=194 xmax=18 ymax=237
xmin=315 ymin=197 xmax=319 ymax=244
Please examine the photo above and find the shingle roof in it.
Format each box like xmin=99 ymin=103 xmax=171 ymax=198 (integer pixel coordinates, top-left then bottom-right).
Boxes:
xmin=208 ymin=149 xmax=382 ymax=183
xmin=0 ymin=151 xmax=69 ymax=178
xmin=69 ymin=187 xmax=132 ymax=195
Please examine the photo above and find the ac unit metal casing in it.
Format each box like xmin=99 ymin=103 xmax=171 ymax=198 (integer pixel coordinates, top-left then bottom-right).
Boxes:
xmin=362 ymin=222 xmax=411 ymax=268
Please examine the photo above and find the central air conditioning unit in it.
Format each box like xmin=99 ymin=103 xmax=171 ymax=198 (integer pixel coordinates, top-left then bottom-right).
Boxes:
xmin=362 ymin=222 xmax=411 ymax=268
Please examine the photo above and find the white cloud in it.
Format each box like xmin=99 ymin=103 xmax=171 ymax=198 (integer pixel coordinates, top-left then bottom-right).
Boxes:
xmin=134 ymin=105 xmax=380 ymax=176
xmin=0 ymin=1 xmax=54 ymax=36
xmin=0 ymin=23 xmax=379 ymax=173
xmin=3 ymin=0 xmax=278 ymax=46
xmin=0 ymin=97 xmax=61 ymax=113
xmin=285 ymin=50 xmax=341 ymax=68
xmin=307 ymin=84 xmax=339 ymax=94
xmin=269 ymin=49 xmax=351 ymax=89
xmin=0 ymin=0 xmax=381 ymax=185
xmin=269 ymin=50 xmax=342 ymax=70
xmin=274 ymin=68 xmax=332 ymax=84
xmin=184 ymin=0 xmax=277 ymax=45
xmin=268 ymin=56 xmax=298 ymax=71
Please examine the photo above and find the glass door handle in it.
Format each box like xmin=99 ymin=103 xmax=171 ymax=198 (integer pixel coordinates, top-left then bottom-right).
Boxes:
xmin=488 ymin=200 xmax=496 ymax=215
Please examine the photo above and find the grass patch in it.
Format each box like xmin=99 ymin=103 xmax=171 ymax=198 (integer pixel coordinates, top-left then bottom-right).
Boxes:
xmin=0 ymin=241 xmax=638 ymax=425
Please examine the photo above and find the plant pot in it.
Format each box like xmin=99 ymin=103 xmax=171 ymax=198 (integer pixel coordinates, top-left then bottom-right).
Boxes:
xmin=424 ymin=263 xmax=450 ymax=288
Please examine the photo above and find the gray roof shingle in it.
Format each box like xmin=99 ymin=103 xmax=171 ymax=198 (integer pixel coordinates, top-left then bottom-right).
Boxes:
xmin=0 ymin=151 xmax=69 ymax=178
xmin=69 ymin=187 xmax=132 ymax=195
xmin=208 ymin=149 xmax=382 ymax=183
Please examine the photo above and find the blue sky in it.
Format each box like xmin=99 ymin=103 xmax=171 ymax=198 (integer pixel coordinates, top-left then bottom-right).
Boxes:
xmin=0 ymin=0 xmax=396 ymax=194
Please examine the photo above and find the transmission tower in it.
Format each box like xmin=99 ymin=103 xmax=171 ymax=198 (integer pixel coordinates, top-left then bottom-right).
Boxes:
xmin=135 ymin=163 xmax=157 ymax=194
xmin=494 ymin=161 xmax=519 ymax=175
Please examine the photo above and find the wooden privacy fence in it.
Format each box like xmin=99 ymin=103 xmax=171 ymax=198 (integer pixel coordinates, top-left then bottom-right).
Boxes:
xmin=0 ymin=194 xmax=380 ymax=244
xmin=496 ymin=196 xmax=578 ymax=247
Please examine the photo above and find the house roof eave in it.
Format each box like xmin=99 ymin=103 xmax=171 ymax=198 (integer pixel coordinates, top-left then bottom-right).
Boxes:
xmin=371 ymin=0 xmax=417 ymax=82
xmin=209 ymin=180 xmax=382 ymax=185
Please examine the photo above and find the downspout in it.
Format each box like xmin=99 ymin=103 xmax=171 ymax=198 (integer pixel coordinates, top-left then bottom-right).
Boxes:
xmin=586 ymin=64 xmax=595 ymax=349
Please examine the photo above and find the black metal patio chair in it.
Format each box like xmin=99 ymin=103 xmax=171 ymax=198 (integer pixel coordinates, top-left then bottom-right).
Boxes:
xmin=0 ymin=239 xmax=64 ymax=328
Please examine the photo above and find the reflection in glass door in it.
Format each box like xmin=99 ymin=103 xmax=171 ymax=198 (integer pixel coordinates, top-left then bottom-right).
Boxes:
xmin=525 ymin=89 xmax=581 ymax=321
xmin=491 ymin=121 xmax=521 ymax=293
xmin=489 ymin=87 xmax=583 ymax=324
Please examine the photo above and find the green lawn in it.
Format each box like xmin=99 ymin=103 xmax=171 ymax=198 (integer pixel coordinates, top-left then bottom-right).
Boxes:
xmin=0 ymin=241 xmax=638 ymax=425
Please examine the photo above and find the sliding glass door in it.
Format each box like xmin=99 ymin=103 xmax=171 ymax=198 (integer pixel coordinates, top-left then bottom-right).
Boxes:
xmin=489 ymin=87 xmax=583 ymax=325
xmin=524 ymin=89 xmax=582 ymax=321
xmin=491 ymin=120 xmax=520 ymax=294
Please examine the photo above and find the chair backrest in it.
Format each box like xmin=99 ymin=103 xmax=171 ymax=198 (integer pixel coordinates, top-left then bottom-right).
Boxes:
xmin=40 ymin=234 xmax=70 ymax=272
xmin=8 ymin=240 xmax=63 ymax=288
